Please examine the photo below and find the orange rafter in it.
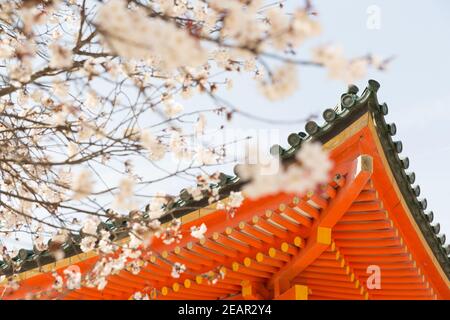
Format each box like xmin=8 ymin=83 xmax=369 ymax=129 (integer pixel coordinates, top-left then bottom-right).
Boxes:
xmin=270 ymin=154 xmax=373 ymax=296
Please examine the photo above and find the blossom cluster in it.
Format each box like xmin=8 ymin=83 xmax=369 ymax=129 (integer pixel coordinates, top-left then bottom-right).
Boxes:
xmin=238 ymin=142 xmax=333 ymax=199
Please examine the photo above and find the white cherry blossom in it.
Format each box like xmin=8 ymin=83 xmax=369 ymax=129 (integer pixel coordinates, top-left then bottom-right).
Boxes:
xmin=190 ymin=223 xmax=207 ymax=240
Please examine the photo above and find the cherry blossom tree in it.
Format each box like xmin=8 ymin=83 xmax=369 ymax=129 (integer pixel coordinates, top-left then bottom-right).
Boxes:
xmin=0 ymin=0 xmax=388 ymax=299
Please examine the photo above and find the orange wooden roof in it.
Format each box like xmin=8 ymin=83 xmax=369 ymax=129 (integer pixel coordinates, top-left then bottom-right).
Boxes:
xmin=2 ymin=80 xmax=449 ymax=300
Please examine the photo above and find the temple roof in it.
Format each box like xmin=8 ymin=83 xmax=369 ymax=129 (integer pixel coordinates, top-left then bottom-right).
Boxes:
xmin=1 ymin=79 xmax=449 ymax=291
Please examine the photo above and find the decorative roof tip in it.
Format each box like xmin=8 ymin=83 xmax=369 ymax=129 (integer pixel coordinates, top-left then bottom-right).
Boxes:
xmin=387 ymin=123 xmax=397 ymax=136
xmin=347 ymin=84 xmax=359 ymax=95
xmin=393 ymin=141 xmax=403 ymax=153
xmin=322 ymin=108 xmax=337 ymax=122
xmin=444 ymin=245 xmax=450 ymax=256
xmin=424 ymin=211 xmax=434 ymax=223
xmin=287 ymin=133 xmax=303 ymax=147
xmin=379 ymin=103 xmax=389 ymax=115
xmin=437 ymin=234 xmax=446 ymax=245
xmin=270 ymin=144 xmax=285 ymax=156
xmin=305 ymin=120 xmax=320 ymax=135
xmin=400 ymin=157 xmax=409 ymax=169
xmin=368 ymin=79 xmax=381 ymax=92
xmin=406 ymin=171 xmax=416 ymax=184
xmin=412 ymin=185 xmax=420 ymax=196
xmin=431 ymin=223 xmax=441 ymax=234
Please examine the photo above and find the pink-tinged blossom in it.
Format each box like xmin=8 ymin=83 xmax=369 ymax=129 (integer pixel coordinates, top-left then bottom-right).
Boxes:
xmin=194 ymin=147 xmax=218 ymax=165
xmin=80 ymin=236 xmax=96 ymax=253
xmin=97 ymin=0 xmax=207 ymax=70
xmin=312 ymin=45 xmax=369 ymax=83
xmin=164 ymin=100 xmax=184 ymax=118
xmin=159 ymin=219 xmax=182 ymax=245
xmin=129 ymin=222 xmax=154 ymax=249
xmin=82 ymin=217 xmax=100 ymax=236
xmin=72 ymin=170 xmax=95 ymax=200
xmin=132 ymin=291 xmax=149 ymax=300
xmin=140 ymin=130 xmax=166 ymax=161
xmin=98 ymin=230 xmax=116 ymax=254
xmin=52 ymin=272 xmax=64 ymax=291
xmin=240 ymin=142 xmax=333 ymax=199
xmin=33 ymin=235 xmax=47 ymax=252
xmin=113 ymin=176 xmax=136 ymax=210
xmin=228 ymin=191 xmax=244 ymax=208
xmin=195 ymin=114 xmax=206 ymax=135
xmin=49 ymin=43 xmax=73 ymax=69
xmin=171 ymin=262 xmax=186 ymax=278
xmin=63 ymin=268 xmax=82 ymax=290
xmin=258 ymin=63 xmax=299 ymax=101
xmin=146 ymin=193 xmax=168 ymax=220
xmin=190 ymin=223 xmax=207 ymax=240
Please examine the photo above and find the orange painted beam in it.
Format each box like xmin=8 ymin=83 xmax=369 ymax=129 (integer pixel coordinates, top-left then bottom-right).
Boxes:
xmin=212 ymin=232 xmax=251 ymax=253
xmin=296 ymin=277 xmax=360 ymax=289
xmin=334 ymin=221 xmax=393 ymax=231
xmin=255 ymin=252 xmax=284 ymax=268
xmin=243 ymin=257 xmax=278 ymax=273
xmin=333 ymin=229 xmax=398 ymax=239
xmin=354 ymin=190 xmax=377 ymax=202
xmin=194 ymin=275 xmax=240 ymax=291
xmin=368 ymin=289 xmax=433 ymax=297
xmin=270 ymin=155 xmax=373 ymax=295
xmin=320 ymin=156 xmax=373 ymax=229
xmin=253 ymin=216 xmax=289 ymax=239
xmin=200 ymin=238 xmax=239 ymax=258
xmin=232 ymin=262 xmax=272 ymax=279
xmin=277 ymin=206 xmax=313 ymax=233
xmin=321 ymin=184 xmax=337 ymax=199
xmin=358 ymin=275 xmax=425 ymax=284
xmin=274 ymin=284 xmax=309 ymax=300
xmin=340 ymin=246 xmax=407 ymax=256
xmin=225 ymin=227 xmax=264 ymax=249
xmin=239 ymin=222 xmax=275 ymax=244
xmin=161 ymin=250 xmax=204 ymax=271
xmin=370 ymin=295 xmax=433 ymax=300
xmin=174 ymin=246 xmax=215 ymax=267
xmin=350 ymin=262 xmax=416 ymax=270
xmin=293 ymin=201 xmax=320 ymax=220
xmin=266 ymin=210 xmax=307 ymax=233
xmin=296 ymin=271 xmax=355 ymax=283
xmin=182 ymin=280 xmax=236 ymax=295
xmin=187 ymin=242 xmax=227 ymax=263
xmin=306 ymin=265 xmax=350 ymax=275
xmin=307 ymin=194 xmax=328 ymax=210
xmin=335 ymin=238 xmax=402 ymax=247
xmin=242 ymin=281 xmax=271 ymax=300
xmin=268 ymin=248 xmax=291 ymax=262
xmin=311 ymin=259 xmax=344 ymax=268
xmin=346 ymin=254 xmax=412 ymax=263
xmin=172 ymin=282 xmax=229 ymax=299
xmin=340 ymin=211 xmax=388 ymax=222
xmin=309 ymin=289 xmax=365 ymax=300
